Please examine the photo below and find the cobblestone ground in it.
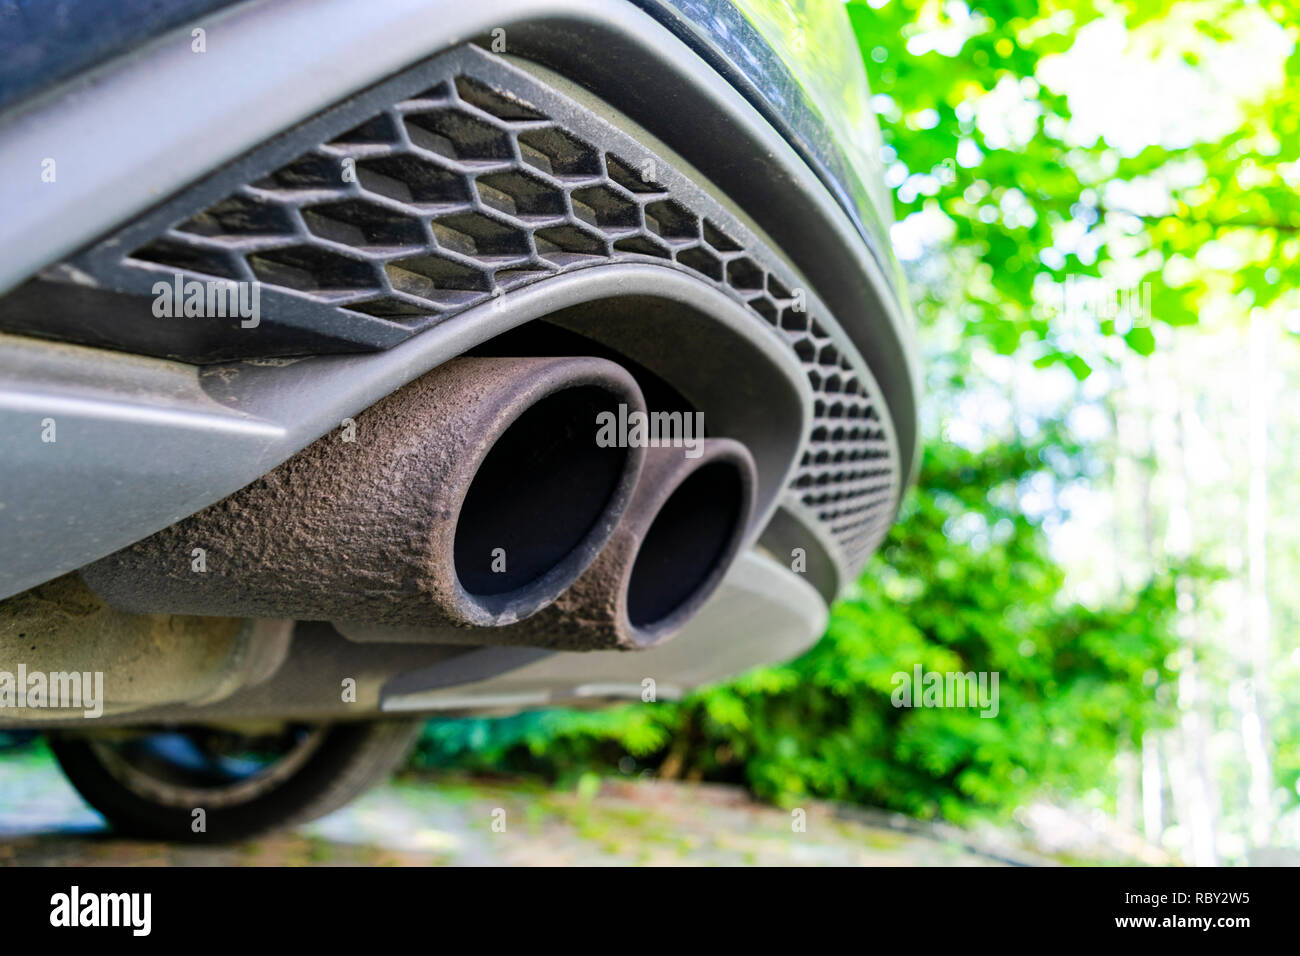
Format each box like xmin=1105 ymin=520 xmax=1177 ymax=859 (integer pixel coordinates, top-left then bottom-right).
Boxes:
xmin=0 ymin=749 xmax=1037 ymax=866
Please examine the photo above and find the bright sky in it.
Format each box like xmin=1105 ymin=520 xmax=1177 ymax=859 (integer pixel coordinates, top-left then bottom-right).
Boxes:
xmin=1037 ymin=4 xmax=1291 ymax=155
xmin=891 ymin=2 xmax=1293 ymax=263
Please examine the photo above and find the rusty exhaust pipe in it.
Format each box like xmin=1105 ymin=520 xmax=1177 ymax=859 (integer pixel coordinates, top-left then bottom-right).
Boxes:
xmin=82 ymin=356 xmax=646 ymax=628
xmin=342 ymin=437 xmax=757 ymax=650
xmin=501 ymin=437 xmax=756 ymax=649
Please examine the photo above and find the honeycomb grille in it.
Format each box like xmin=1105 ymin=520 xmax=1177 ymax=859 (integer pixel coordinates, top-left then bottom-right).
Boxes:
xmin=62 ymin=46 xmax=899 ymax=574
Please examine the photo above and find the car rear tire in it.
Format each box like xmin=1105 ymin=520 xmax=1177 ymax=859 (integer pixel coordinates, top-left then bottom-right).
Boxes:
xmin=50 ymin=719 xmax=422 ymax=843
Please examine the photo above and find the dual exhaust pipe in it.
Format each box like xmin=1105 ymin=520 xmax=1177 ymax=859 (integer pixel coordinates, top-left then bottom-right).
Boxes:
xmin=82 ymin=355 xmax=756 ymax=651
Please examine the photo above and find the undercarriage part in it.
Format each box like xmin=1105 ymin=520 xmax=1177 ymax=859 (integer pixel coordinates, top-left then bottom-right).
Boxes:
xmin=81 ymin=355 xmax=646 ymax=628
xmin=0 ymin=574 xmax=290 ymax=721
xmin=8 ymin=550 xmax=823 ymax=728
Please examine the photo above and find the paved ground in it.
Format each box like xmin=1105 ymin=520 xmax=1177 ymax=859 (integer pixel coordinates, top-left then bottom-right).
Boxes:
xmin=0 ymin=747 xmax=1039 ymax=866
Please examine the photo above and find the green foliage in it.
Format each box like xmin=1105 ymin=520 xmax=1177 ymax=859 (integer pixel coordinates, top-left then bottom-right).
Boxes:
xmin=414 ymin=433 xmax=1182 ymax=819
xmin=850 ymin=0 xmax=1300 ymax=369
xmin=412 ymin=0 xmax=1288 ymax=821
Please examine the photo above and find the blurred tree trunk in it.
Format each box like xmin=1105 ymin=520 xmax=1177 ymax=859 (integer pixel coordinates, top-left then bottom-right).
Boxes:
xmin=1116 ymin=748 xmax=1139 ymax=833
xmin=1141 ymin=732 xmax=1163 ymax=840
xmin=1130 ymin=359 xmax=1166 ymax=846
xmin=1243 ymin=311 xmax=1276 ymax=847
xmin=1166 ymin=366 xmax=1219 ymax=865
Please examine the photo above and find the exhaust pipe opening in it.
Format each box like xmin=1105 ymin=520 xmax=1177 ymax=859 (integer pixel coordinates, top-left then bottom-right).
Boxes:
xmin=401 ymin=438 xmax=758 ymax=651
xmin=455 ymin=385 xmax=630 ymax=598
xmin=626 ymin=461 xmax=744 ymax=631
xmin=81 ymin=356 xmax=647 ymax=629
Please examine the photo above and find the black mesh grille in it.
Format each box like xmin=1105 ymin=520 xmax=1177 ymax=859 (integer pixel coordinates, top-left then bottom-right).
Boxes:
xmin=32 ymin=45 xmax=900 ymax=574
